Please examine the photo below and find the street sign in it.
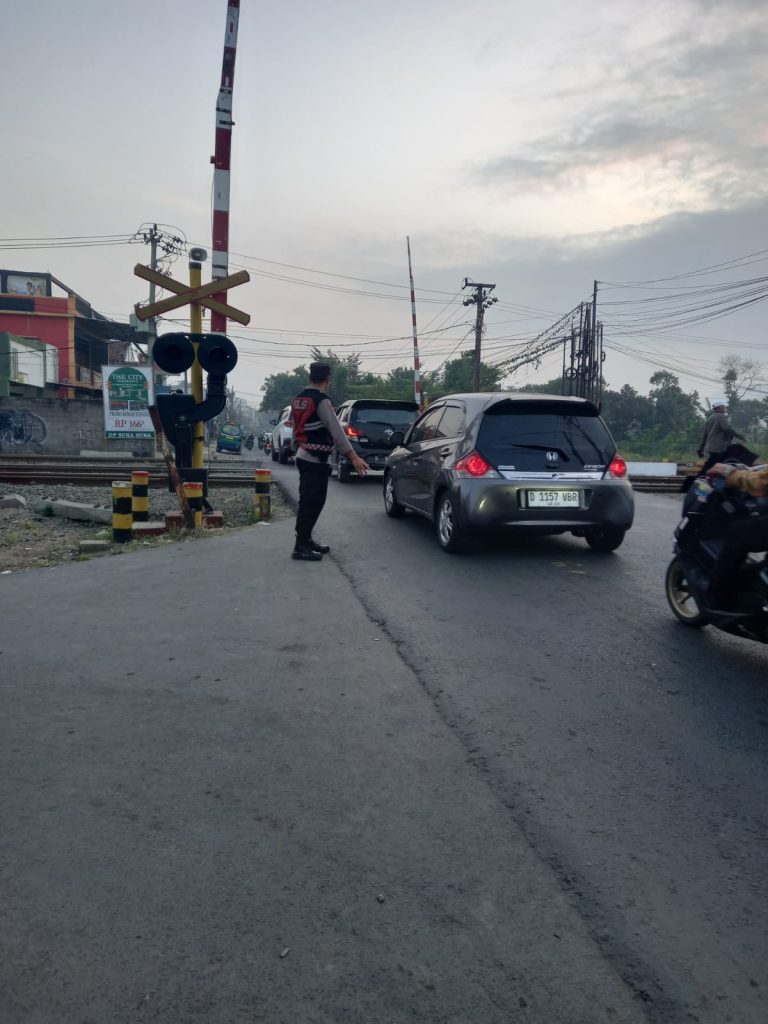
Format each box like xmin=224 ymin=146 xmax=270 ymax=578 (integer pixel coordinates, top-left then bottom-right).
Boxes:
xmin=102 ymin=365 xmax=154 ymax=439
xmin=133 ymin=264 xmax=251 ymax=325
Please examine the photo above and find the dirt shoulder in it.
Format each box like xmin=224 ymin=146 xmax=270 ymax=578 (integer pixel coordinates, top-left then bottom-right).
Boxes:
xmin=0 ymin=485 xmax=292 ymax=573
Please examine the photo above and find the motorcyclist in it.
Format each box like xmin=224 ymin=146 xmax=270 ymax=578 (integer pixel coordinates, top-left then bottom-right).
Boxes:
xmin=697 ymin=399 xmax=745 ymax=473
xmin=706 ymin=461 xmax=768 ymax=608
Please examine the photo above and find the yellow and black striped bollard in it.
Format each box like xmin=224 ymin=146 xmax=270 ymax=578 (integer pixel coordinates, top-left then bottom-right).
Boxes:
xmin=112 ymin=480 xmax=133 ymax=543
xmin=131 ymin=470 xmax=149 ymax=523
xmin=253 ymin=468 xmax=272 ymax=522
xmin=183 ymin=481 xmax=204 ymax=529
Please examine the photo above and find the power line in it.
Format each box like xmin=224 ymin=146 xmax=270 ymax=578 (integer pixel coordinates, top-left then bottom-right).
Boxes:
xmin=599 ymin=248 xmax=768 ymax=287
xmin=190 ymin=242 xmax=469 ymax=299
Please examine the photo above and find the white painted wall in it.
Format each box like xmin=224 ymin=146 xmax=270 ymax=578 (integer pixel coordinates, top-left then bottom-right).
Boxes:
xmin=626 ymin=462 xmax=679 ymax=477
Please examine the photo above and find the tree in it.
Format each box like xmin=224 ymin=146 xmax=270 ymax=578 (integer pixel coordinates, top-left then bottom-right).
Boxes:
xmin=510 ymin=375 xmax=564 ymax=395
xmin=305 ymin=348 xmax=384 ymax=405
xmin=600 ymin=384 xmax=654 ymax=442
xmin=648 ymin=371 xmax=701 ymax=436
xmin=373 ymin=366 xmax=419 ymax=402
xmin=260 ymin=365 xmax=308 ymax=412
xmin=437 ymin=353 xmax=503 ymax=396
xmin=719 ymin=354 xmax=765 ymax=407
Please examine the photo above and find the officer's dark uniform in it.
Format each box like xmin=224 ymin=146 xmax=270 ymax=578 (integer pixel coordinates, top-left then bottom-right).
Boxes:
xmin=291 ymin=386 xmax=336 ymax=556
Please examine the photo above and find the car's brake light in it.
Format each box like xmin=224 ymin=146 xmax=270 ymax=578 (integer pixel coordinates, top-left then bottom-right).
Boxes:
xmin=455 ymin=452 xmax=498 ymax=477
xmin=345 ymin=425 xmax=363 ymax=438
xmin=608 ymin=455 xmax=628 ymax=478
xmin=285 ymin=418 xmax=293 ymax=427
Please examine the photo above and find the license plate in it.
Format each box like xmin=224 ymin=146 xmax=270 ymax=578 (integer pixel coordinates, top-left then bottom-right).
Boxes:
xmin=527 ymin=489 xmax=580 ymax=508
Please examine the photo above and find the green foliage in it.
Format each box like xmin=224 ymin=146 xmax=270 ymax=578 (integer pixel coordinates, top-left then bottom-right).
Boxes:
xmin=260 ymin=366 xmax=309 ymax=413
xmin=436 ymin=352 xmax=503 ymax=396
xmin=258 ymin=349 xmax=501 ymax=410
xmin=600 ymin=384 xmax=652 ymax=439
xmin=509 ymin=375 xmax=563 ymax=396
xmin=254 ymin=347 xmax=766 ymax=462
xmin=648 ymin=371 xmax=701 ymax=436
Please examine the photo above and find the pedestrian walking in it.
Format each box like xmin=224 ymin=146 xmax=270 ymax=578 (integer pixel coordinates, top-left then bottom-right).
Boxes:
xmin=698 ymin=399 xmax=745 ymax=473
xmin=290 ymin=362 xmax=368 ymax=561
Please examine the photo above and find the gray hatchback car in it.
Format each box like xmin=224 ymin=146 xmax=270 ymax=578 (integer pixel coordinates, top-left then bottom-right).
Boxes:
xmin=383 ymin=392 xmax=634 ymax=553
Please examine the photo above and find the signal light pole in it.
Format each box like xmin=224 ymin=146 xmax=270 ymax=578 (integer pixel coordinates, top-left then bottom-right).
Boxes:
xmin=462 ymin=279 xmax=498 ymax=391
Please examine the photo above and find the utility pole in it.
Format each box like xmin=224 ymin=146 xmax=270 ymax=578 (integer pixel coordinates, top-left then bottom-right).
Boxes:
xmin=133 ymin=222 xmax=185 ymax=383
xmin=462 ymin=278 xmax=498 ymax=391
xmin=406 ymin=236 xmax=422 ymax=407
xmin=146 ymin=224 xmax=159 ymax=388
xmin=135 ymin=222 xmax=172 ymax=458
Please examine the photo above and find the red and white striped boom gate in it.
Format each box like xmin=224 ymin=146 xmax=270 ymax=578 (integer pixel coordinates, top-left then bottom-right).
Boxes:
xmin=210 ymin=0 xmax=241 ymax=336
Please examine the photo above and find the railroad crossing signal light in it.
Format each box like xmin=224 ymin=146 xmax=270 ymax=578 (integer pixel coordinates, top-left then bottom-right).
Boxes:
xmin=153 ymin=333 xmax=239 ymax=377
xmin=153 ymin=333 xmax=196 ymax=374
xmin=153 ymin=333 xmax=239 ymax=460
xmin=197 ymin=334 xmax=238 ymax=375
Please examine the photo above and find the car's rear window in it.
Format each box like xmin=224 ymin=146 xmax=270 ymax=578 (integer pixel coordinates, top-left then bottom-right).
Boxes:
xmin=351 ymin=404 xmax=419 ymax=428
xmin=476 ymin=401 xmax=615 ymax=472
xmin=221 ymin=426 xmax=241 ymax=437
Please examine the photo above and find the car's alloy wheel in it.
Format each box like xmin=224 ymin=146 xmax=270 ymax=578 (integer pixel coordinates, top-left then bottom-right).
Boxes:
xmin=383 ymin=473 xmax=405 ymax=517
xmin=436 ymin=492 xmax=463 ymax=552
xmin=665 ymin=557 xmax=707 ymax=627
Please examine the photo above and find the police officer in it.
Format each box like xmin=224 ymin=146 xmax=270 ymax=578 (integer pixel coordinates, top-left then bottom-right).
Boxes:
xmin=290 ymin=362 xmax=368 ymax=561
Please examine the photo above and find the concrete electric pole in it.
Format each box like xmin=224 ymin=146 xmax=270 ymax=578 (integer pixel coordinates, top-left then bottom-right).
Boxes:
xmin=462 ymin=279 xmax=498 ymax=391
xmin=133 ymin=223 xmax=186 ymax=386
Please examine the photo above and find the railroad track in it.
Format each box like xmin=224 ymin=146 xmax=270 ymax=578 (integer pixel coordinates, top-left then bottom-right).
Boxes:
xmin=0 ymin=455 xmax=684 ymax=492
xmin=0 ymin=455 xmax=266 ymax=489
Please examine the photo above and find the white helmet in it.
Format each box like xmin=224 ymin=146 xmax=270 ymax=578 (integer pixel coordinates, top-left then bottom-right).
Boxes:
xmin=710 ymin=397 xmax=727 ymax=409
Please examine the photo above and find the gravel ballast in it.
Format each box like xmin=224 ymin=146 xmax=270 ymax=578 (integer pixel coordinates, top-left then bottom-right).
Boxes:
xmin=0 ymin=484 xmax=291 ymax=572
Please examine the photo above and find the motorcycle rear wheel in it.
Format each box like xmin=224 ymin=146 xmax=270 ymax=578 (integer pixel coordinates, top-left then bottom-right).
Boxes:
xmin=665 ymin=557 xmax=707 ymax=628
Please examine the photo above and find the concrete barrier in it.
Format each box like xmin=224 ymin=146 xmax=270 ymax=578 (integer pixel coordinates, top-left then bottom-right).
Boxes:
xmin=626 ymin=462 xmax=679 ymax=477
xmin=50 ymin=500 xmax=112 ymax=524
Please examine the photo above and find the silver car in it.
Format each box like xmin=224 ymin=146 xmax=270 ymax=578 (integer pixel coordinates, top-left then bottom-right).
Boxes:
xmin=383 ymin=392 xmax=634 ymax=553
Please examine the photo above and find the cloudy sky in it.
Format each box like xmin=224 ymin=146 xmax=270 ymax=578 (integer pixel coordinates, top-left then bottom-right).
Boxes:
xmin=4 ymin=0 xmax=767 ymax=407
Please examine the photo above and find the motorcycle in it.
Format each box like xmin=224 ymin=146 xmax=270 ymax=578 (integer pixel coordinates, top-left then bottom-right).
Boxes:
xmin=263 ymin=436 xmax=273 ymax=456
xmin=244 ymin=434 xmax=255 ymax=451
xmin=665 ymin=473 xmax=768 ymax=644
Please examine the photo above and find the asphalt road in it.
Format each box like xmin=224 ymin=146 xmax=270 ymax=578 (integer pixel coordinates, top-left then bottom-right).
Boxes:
xmin=272 ymin=461 xmax=768 ymax=1024
xmin=2 ymin=503 xmax=653 ymax=1024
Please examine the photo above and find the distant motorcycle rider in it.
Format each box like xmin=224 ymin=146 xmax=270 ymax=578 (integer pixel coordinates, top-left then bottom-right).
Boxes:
xmin=698 ymin=399 xmax=745 ymax=473
xmin=706 ymin=461 xmax=768 ymax=608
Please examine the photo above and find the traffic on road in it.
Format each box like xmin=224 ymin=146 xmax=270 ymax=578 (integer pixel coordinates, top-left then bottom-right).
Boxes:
xmin=264 ymin=379 xmax=767 ymax=1023
xmin=267 ymin=445 xmax=767 ymax=1024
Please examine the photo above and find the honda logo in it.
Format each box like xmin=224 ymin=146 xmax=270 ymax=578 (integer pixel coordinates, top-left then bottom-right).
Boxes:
xmin=545 ymin=451 xmax=559 ymax=463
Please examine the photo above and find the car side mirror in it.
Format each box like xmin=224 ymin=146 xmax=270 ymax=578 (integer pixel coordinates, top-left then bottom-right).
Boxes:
xmin=390 ymin=430 xmax=405 ymax=446
xmin=269 ymin=419 xmax=277 ymax=426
